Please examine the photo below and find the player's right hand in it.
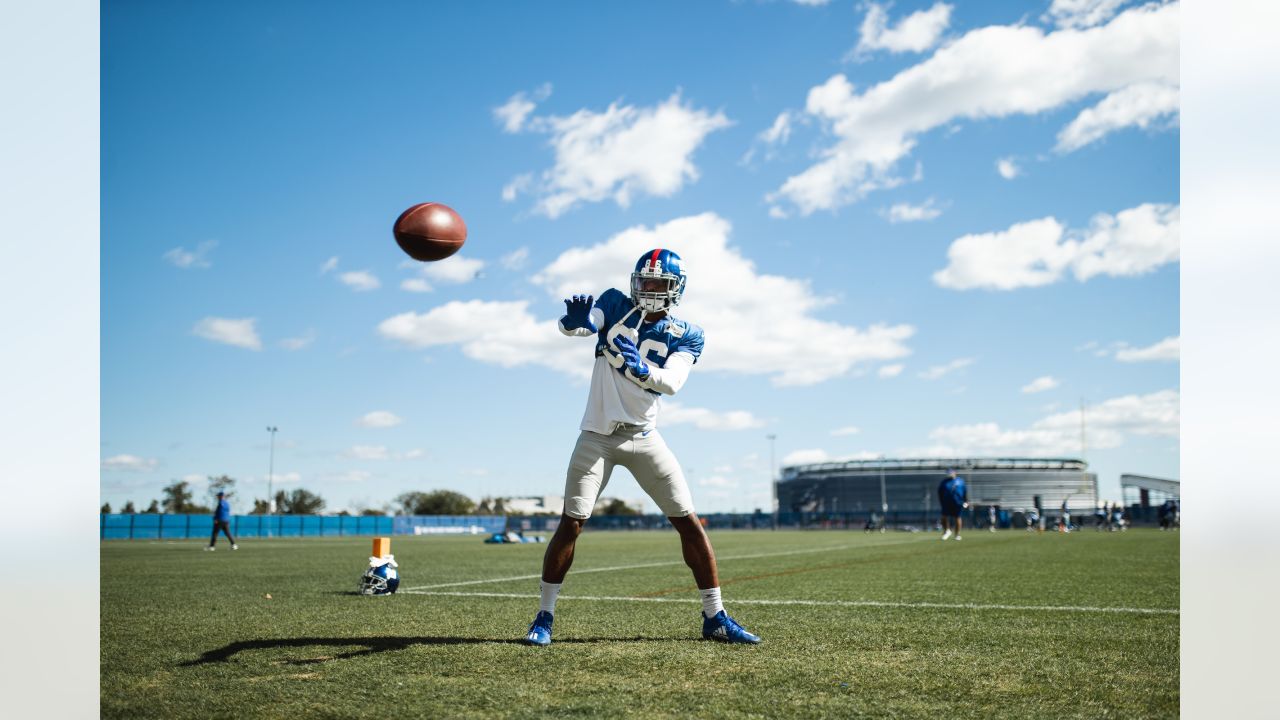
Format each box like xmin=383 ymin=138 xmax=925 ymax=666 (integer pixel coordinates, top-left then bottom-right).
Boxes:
xmin=562 ymin=294 xmax=597 ymax=332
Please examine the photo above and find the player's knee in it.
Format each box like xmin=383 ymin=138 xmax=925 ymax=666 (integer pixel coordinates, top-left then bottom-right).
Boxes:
xmin=556 ymin=514 xmax=586 ymax=537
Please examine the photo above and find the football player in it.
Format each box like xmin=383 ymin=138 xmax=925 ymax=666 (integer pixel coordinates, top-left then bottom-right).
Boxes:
xmin=523 ymin=248 xmax=761 ymax=646
xmin=938 ymin=468 xmax=968 ymax=541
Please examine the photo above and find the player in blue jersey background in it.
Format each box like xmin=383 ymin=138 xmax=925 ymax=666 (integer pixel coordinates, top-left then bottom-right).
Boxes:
xmin=206 ymin=491 xmax=238 ymax=551
xmin=938 ymin=468 xmax=968 ymax=541
xmin=523 ymin=248 xmax=760 ymax=647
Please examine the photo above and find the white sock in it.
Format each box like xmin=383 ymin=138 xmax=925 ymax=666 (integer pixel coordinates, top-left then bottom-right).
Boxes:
xmin=700 ymin=587 xmax=724 ymax=618
xmin=539 ymin=581 xmax=562 ymax=614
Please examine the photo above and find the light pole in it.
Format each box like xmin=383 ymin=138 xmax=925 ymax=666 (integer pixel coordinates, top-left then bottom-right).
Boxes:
xmin=266 ymin=426 xmax=278 ymax=514
xmin=766 ymin=434 xmax=777 ymax=530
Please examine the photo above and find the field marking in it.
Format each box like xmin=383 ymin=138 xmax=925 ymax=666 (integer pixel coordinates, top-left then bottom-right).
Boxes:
xmin=399 ymin=590 xmax=1179 ymax=616
xmin=400 ymin=538 xmax=933 ymax=592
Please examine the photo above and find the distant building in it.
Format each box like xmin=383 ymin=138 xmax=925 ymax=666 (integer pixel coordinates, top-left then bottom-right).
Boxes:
xmin=1120 ymin=474 xmax=1179 ymax=508
xmin=778 ymin=457 xmax=1098 ymax=514
xmin=504 ymin=495 xmax=564 ymax=516
xmin=501 ymin=495 xmax=645 ymax=516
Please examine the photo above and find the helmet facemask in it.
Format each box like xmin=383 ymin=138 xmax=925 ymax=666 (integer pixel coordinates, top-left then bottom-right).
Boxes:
xmin=359 ymin=564 xmax=399 ymax=595
xmin=630 ymin=262 xmax=685 ymax=313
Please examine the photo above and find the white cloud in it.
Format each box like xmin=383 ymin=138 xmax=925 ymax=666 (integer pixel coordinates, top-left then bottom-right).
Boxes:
xmin=759 ymin=111 xmax=795 ymax=146
xmin=259 ymin=471 xmax=301 ymax=485
xmin=783 ymin=448 xmax=881 ymax=466
xmin=357 ymin=411 xmax=403 ymax=428
xmin=919 ymin=357 xmax=973 ymax=380
xmin=663 ymin=403 xmax=766 ymax=431
xmin=512 ymin=92 xmax=732 ymax=218
xmin=401 ymin=449 xmax=425 ymax=460
xmin=854 ymin=2 xmax=953 ymax=56
xmin=1021 ymin=375 xmax=1060 ymax=393
xmin=326 ymin=470 xmax=373 ymax=483
xmin=502 ymin=173 xmax=533 ymax=202
xmin=878 ymin=363 xmax=905 ymax=378
xmin=378 ymin=300 xmax=591 ymax=378
xmin=784 ymin=448 xmax=833 ymax=465
xmin=192 ymin=317 xmax=262 ymax=350
xmin=790 ymin=0 xmax=831 ymax=5
xmin=339 ymin=270 xmax=380 ymax=291
xmin=1114 ymin=335 xmax=1179 ymax=362
xmin=933 ymin=202 xmax=1179 ymax=290
xmin=163 ymin=240 xmax=217 ymax=269
xmin=1055 ymin=81 xmax=1179 ymax=152
xmin=698 ymin=475 xmax=740 ymax=489
xmin=378 ymin=214 xmax=912 ymax=386
xmin=1045 ymin=0 xmax=1130 ymax=29
xmin=401 ymin=278 xmax=432 ymax=293
xmin=767 ymin=2 xmax=1178 ymax=215
xmin=501 ymin=247 xmax=530 ymax=270
xmin=882 ymin=198 xmax=941 ymax=223
xmin=996 ymin=157 xmax=1021 ymax=179
xmin=419 ymin=255 xmax=484 ymax=284
xmin=319 ymin=256 xmax=339 ymax=275
xmin=494 ymin=83 xmax=552 ymax=133
xmin=830 ymin=426 xmax=861 ymax=436
xmin=347 ymin=445 xmax=389 ymax=460
xmin=910 ymin=389 xmax=1178 ymax=456
xmin=279 ymin=330 xmax=316 ymax=351
xmin=531 ymin=213 xmax=915 ymax=386
xmin=101 ymin=454 xmax=158 ymax=472
xmin=743 ymin=111 xmax=800 ymax=165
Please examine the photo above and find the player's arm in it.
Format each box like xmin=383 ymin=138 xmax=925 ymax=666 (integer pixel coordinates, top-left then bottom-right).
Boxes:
xmin=627 ymin=350 xmax=695 ymax=395
xmin=558 ymin=294 xmax=603 ymax=337
xmin=611 ymin=334 xmax=697 ymax=395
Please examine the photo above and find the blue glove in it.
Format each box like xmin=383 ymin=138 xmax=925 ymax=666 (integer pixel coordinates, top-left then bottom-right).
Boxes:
xmin=612 ymin=335 xmax=649 ymax=379
xmin=562 ymin=294 xmax=597 ymax=332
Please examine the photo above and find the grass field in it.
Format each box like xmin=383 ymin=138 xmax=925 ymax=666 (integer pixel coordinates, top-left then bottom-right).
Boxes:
xmin=101 ymin=528 xmax=1178 ymax=718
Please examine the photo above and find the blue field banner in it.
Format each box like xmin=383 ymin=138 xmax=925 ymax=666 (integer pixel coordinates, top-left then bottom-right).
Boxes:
xmin=394 ymin=515 xmax=506 ymax=536
xmin=101 ymin=513 xmax=397 ymax=540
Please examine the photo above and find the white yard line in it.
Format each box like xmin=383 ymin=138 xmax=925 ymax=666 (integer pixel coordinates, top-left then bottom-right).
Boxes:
xmin=399 ymin=590 xmax=1179 ymax=616
xmin=400 ymin=537 xmax=931 ymax=592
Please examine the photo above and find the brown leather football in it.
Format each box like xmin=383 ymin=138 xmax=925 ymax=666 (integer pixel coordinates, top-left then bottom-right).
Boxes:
xmin=393 ymin=202 xmax=467 ymax=262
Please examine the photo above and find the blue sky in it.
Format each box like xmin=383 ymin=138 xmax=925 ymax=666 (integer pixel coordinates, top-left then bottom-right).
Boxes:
xmin=101 ymin=0 xmax=1180 ymax=514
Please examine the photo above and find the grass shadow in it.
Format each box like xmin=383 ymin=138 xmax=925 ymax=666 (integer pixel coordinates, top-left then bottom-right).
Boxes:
xmin=180 ymin=635 xmax=688 ymax=666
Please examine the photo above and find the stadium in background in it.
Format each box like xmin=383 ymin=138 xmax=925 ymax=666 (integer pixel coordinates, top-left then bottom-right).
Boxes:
xmin=778 ymin=457 xmax=1100 ymax=518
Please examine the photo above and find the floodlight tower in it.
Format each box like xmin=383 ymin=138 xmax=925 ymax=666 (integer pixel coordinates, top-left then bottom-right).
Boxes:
xmin=266 ymin=426 xmax=278 ymax=514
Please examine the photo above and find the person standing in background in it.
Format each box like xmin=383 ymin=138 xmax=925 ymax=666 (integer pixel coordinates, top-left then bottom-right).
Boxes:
xmin=938 ymin=469 xmax=968 ymax=541
xmin=206 ymin=491 xmax=238 ymax=551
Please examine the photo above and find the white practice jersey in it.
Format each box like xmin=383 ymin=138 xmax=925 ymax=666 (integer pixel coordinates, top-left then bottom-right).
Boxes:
xmin=560 ymin=288 xmax=704 ymax=434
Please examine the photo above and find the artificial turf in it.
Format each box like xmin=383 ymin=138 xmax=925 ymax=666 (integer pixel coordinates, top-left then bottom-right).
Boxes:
xmin=101 ymin=527 xmax=1178 ymax=718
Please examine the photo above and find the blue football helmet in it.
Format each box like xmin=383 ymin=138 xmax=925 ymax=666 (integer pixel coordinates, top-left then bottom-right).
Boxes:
xmin=630 ymin=248 xmax=687 ymax=313
xmin=359 ymin=563 xmax=400 ymax=595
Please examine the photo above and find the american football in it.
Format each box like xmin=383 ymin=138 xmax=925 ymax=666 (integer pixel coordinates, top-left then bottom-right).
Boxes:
xmin=393 ymin=202 xmax=467 ymax=261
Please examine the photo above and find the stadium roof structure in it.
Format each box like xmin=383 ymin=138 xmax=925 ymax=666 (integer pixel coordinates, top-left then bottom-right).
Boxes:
xmin=783 ymin=457 xmax=1087 ymax=474
xmin=1120 ymin=474 xmax=1180 ymax=495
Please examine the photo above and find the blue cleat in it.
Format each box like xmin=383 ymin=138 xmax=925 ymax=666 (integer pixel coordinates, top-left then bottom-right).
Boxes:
xmin=524 ymin=610 xmax=554 ymax=646
xmin=701 ymin=610 xmax=761 ymax=644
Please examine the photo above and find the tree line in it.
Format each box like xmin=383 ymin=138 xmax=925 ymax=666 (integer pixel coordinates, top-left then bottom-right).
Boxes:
xmin=101 ymin=477 xmax=640 ymax=516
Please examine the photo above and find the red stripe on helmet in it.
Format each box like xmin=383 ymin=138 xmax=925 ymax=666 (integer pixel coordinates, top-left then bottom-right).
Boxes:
xmin=649 ymin=248 xmax=662 ymax=270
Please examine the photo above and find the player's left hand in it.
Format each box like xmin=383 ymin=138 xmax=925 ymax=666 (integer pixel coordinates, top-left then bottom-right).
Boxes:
xmin=963 ymin=502 xmax=970 ymax=509
xmin=612 ymin=335 xmax=650 ymax=379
